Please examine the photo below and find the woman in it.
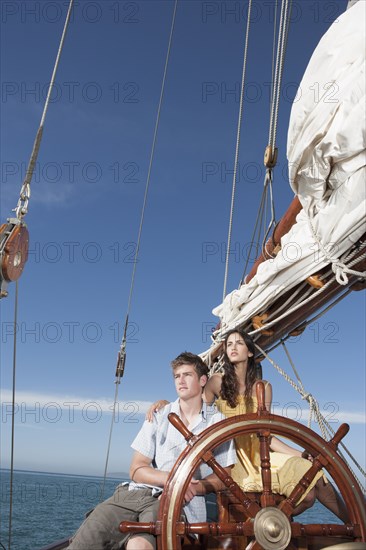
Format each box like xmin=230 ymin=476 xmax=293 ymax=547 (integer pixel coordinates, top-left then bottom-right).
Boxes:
xmin=148 ymin=330 xmax=348 ymax=520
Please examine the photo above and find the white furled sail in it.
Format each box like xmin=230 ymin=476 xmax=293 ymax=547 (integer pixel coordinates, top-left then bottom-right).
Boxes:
xmin=213 ymin=0 xmax=365 ymax=333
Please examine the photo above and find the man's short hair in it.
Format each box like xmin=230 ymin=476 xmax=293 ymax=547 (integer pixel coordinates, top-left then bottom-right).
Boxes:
xmin=171 ymin=352 xmax=209 ymax=379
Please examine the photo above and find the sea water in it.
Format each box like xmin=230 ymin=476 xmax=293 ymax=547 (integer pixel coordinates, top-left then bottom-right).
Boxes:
xmin=0 ymin=469 xmax=342 ymax=550
xmin=0 ymin=469 xmax=122 ymax=550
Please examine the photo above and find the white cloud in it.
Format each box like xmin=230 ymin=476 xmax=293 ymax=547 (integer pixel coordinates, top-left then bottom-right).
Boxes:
xmin=0 ymin=389 xmax=153 ymax=415
xmin=1 ymin=389 xmax=365 ymax=425
xmin=270 ymin=406 xmax=366 ymax=426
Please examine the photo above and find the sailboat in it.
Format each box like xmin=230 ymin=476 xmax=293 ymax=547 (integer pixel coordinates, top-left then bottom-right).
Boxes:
xmin=1 ymin=0 xmax=365 ymax=549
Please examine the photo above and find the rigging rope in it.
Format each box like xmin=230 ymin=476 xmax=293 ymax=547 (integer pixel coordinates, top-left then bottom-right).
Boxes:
xmin=270 ymin=0 xmax=279 ymax=111
xmin=119 ymin=0 xmax=178 ymax=346
xmin=100 ymin=0 xmax=178 ymax=498
xmin=262 ymin=0 xmax=293 ymax=255
xmin=216 ymin=244 xmax=365 ymax=357
xmin=3 ymin=4 xmax=74 ymax=546
xmin=237 ymin=280 xmax=353 ymax=361
xmin=247 ymin=247 xmax=366 ymax=336
xmin=14 ymin=0 xmax=74 ymax=220
xmin=240 ymin=0 xmax=292 ymax=286
xmin=260 ymin=169 xmax=276 ymax=258
xmin=280 ymin=340 xmax=366 ymax=490
xmin=268 ymin=0 xmax=292 ymax=150
xmin=222 ymin=0 xmax=253 ymax=301
xmin=100 ymin=380 xmax=121 ymax=500
xmin=8 ymin=281 xmax=19 ymax=550
xmin=280 ymin=339 xmax=306 ymax=405
xmin=240 ymin=183 xmax=267 ymax=285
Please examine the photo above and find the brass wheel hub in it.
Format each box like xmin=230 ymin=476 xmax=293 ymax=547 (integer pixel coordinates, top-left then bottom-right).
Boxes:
xmin=253 ymin=507 xmax=291 ymax=550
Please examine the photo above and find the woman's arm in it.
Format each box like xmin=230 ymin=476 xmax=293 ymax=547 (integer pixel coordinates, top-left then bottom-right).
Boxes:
xmin=270 ymin=436 xmax=302 ymax=456
xmin=145 ymin=372 xmax=222 ymax=421
xmin=203 ymin=373 xmax=222 ymax=404
xmin=145 ymin=400 xmax=169 ymax=422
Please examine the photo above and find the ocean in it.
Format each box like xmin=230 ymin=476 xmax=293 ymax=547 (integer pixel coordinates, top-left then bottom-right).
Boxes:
xmin=0 ymin=469 xmax=123 ymax=550
xmin=0 ymin=469 xmax=342 ymax=550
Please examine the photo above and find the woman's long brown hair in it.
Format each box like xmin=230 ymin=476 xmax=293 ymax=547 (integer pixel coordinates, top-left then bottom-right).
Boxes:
xmin=220 ymin=329 xmax=257 ymax=408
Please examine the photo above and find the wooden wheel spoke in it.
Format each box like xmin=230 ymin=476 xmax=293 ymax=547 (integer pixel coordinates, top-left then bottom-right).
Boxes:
xmin=155 ymin=410 xmax=366 ymax=549
xmin=168 ymin=412 xmax=260 ymax=519
xmin=280 ymin=423 xmax=352 ymax=518
xmin=257 ymin=429 xmax=275 ymax=507
xmin=290 ymin=521 xmax=359 ymax=538
xmin=203 ymin=452 xmax=261 ymax=519
xmin=279 ymin=457 xmax=324 ymax=517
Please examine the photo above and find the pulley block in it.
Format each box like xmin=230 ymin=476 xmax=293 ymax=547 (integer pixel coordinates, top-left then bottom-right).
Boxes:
xmin=0 ymin=222 xmax=29 ymax=295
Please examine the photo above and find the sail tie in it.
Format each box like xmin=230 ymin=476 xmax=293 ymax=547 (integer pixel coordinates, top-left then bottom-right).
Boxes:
xmin=332 ymin=260 xmax=366 ymax=285
xmin=308 ymin=214 xmax=366 ymax=285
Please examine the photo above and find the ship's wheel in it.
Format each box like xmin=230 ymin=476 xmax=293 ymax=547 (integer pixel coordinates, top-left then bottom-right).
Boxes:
xmin=120 ymin=383 xmax=366 ymax=550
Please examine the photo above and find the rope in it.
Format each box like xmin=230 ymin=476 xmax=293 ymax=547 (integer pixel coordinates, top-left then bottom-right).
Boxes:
xmin=8 ymin=281 xmax=19 ymax=550
xmin=261 ymin=0 xmax=293 ymax=257
xmin=239 ymin=169 xmax=276 ymax=286
xmin=308 ymin=215 xmax=366 ymax=284
xmin=224 ymin=281 xmax=352 ymax=361
xmin=121 ymin=0 xmax=178 ymax=332
xmin=222 ymin=0 xmax=253 ymax=301
xmin=271 ymin=0 xmax=292 ymax=148
xmin=247 ymin=247 xmax=366 ymax=336
xmin=249 ymin=277 xmax=335 ymax=336
xmin=268 ymin=0 xmax=292 ymax=149
xmin=292 ymin=287 xmax=353 ymax=328
xmin=218 ymin=246 xmax=364 ymax=351
xmin=264 ymin=281 xmax=310 ymax=321
xmin=14 ymin=0 xmax=74 ymax=220
xmin=240 ymin=183 xmax=266 ymax=285
xmin=261 ymin=169 xmax=276 ymax=258
xmin=101 ymin=0 xmax=178 ymax=489
xmin=281 ymin=340 xmax=306 ymax=397
xmin=240 ymin=0 xmax=293 ymax=286
xmin=270 ymin=0 xmax=279 ymax=111
xmin=100 ymin=381 xmax=120 ymax=500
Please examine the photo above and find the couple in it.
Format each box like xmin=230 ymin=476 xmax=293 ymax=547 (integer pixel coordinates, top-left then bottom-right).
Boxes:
xmin=68 ymin=329 xmax=348 ymax=549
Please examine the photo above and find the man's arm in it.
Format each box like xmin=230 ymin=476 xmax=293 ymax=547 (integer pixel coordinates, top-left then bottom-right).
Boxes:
xmin=199 ymin=467 xmax=233 ymax=494
xmin=131 ymin=451 xmax=233 ymax=503
xmin=130 ymin=450 xmax=169 ymax=488
xmin=184 ymin=466 xmax=233 ymax=503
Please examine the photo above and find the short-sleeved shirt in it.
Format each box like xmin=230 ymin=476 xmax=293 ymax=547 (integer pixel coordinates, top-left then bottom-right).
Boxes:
xmin=130 ymin=398 xmax=236 ymax=523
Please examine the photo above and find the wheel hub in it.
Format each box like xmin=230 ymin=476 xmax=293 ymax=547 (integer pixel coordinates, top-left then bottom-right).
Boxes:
xmin=253 ymin=507 xmax=291 ymax=550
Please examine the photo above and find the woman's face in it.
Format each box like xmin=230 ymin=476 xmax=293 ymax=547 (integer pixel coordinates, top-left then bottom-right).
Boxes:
xmin=225 ymin=332 xmax=253 ymax=364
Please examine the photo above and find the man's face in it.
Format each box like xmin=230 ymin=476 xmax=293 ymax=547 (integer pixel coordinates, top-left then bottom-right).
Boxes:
xmin=173 ymin=363 xmax=206 ymax=400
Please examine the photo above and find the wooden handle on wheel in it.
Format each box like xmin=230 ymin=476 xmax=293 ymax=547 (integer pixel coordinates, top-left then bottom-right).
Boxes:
xmin=168 ymin=413 xmax=195 ymax=442
xmin=119 ymin=521 xmax=158 ymax=534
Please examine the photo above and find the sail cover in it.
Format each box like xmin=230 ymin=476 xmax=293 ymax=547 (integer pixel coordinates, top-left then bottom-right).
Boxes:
xmin=213 ymin=1 xmax=365 ymax=332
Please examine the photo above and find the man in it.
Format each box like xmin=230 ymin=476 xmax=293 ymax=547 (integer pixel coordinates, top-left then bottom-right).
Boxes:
xmin=67 ymin=352 xmax=236 ymax=549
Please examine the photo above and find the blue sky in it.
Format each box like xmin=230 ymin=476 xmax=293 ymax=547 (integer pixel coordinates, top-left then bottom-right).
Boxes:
xmin=0 ymin=0 xmax=365 ymax=483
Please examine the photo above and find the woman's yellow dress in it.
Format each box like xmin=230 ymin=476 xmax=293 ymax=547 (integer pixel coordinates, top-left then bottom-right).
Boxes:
xmin=216 ymin=395 xmax=325 ymax=503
